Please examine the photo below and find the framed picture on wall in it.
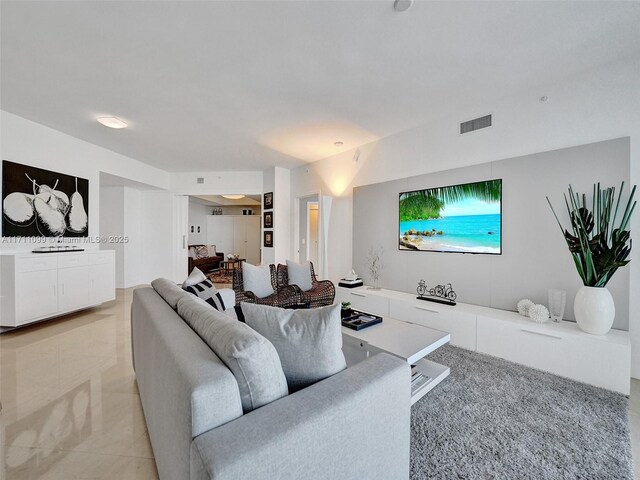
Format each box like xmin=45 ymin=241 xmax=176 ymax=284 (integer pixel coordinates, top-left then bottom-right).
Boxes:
xmin=2 ymin=160 xmax=89 ymax=238
xmin=263 ymin=211 xmax=273 ymax=228
xmin=264 ymin=192 xmax=273 ymax=209
xmin=264 ymin=230 xmax=273 ymax=248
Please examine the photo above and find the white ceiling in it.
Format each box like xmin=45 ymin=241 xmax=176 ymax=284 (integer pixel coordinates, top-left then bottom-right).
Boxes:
xmin=2 ymin=1 xmax=640 ymax=172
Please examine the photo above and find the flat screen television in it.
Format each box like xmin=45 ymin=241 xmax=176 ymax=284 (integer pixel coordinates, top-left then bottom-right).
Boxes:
xmin=399 ymin=179 xmax=502 ymax=254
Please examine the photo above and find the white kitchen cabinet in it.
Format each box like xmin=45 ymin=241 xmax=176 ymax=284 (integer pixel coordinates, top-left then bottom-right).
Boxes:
xmin=207 ymin=215 xmax=261 ymax=264
xmin=1 ymin=250 xmax=116 ymax=329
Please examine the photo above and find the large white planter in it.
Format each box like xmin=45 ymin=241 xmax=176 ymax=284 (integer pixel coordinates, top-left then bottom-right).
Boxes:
xmin=574 ymin=286 xmax=615 ymax=335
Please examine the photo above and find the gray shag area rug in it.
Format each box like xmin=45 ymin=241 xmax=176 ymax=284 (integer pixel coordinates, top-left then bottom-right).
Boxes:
xmin=411 ymin=346 xmax=632 ymax=480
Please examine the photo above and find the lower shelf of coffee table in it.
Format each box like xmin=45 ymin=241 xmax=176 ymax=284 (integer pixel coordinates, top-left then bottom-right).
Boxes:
xmin=411 ymin=359 xmax=450 ymax=405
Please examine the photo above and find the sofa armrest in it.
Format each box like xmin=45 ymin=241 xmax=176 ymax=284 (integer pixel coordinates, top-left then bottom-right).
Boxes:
xmin=190 ymin=353 xmax=410 ymax=480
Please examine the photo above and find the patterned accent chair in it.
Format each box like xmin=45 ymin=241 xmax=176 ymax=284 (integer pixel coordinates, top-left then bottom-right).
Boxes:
xmin=276 ymin=262 xmax=335 ymax=309
xmin=232 ymin=264 xmax=300 ymax=308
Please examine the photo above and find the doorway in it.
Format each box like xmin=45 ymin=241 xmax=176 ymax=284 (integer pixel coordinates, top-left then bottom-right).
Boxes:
xmin=307 ymin=202 xmax=319 ymax=266
xmin=299 ymin=194 xmax=319 ymax=265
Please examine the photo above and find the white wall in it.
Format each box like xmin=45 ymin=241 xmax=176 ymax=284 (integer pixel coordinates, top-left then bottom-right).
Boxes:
xmin=140 ymin=190 xmax=174 ymax=282
xmin=188 ymin=199 xmax=211 ymax=244
xmin=99 ymin=186 xmax=125 ymax=287
xmin=290 ymin=57 xmax=640 ymax=377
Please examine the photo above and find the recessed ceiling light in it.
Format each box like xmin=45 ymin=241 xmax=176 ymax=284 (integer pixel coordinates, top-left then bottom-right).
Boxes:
xmin=221 ymin=194 xmax=245 ymax=200
xmin=97 ymin=116 xmax=128 ymax=129
xmin=393 ymin=0 xmax=413 ymax=12
xmin=334 ymin=141 xmax=344 ymax=146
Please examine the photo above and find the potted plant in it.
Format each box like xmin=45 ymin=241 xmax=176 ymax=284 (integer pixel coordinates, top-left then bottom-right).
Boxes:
xmin=341 ymin=301 xmax=353 ymax=318
xmin=547 ymin=182 xmax=636 ymax=335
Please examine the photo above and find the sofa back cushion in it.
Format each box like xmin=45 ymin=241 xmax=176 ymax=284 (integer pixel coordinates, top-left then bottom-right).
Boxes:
xmin=177 ymin=295 xmax=288 ymax=412
xmin=242 ymin=263 xmax=274 ymax=298
xmin=241 ymin=303 xmax=347 ymax=392
xmin=151 ymin=278 xmax=190 ymax=309
xmin=286 ymin=260 xmax=313 ymax=291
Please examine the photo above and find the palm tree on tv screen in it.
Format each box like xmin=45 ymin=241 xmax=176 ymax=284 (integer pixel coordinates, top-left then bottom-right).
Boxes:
xmin=399 ymin=179 xmax=501 ymax=221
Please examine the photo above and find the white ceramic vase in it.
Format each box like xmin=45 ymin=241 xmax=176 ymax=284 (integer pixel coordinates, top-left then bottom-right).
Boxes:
xmin=573 ymin=286 xmax=615 ymax=335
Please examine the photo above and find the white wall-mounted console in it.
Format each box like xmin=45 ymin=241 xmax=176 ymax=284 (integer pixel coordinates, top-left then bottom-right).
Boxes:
xmin=336 ymin=286 xmax=631 ymax=395
xmin=1 ymin=250 xmax=116 ymax=330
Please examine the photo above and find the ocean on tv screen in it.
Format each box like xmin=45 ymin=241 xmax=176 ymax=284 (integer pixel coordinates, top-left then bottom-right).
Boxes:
xmin=399 ymin=214 xmax=501 ymax=253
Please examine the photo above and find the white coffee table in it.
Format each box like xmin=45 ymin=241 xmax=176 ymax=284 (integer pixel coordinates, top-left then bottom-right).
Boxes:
xmin=342 ymin=316 xmax=450 ymax=405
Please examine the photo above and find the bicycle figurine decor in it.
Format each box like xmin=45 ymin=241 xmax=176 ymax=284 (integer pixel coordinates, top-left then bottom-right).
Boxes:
xmin=416 ymin=280 xmax=457 ymax=306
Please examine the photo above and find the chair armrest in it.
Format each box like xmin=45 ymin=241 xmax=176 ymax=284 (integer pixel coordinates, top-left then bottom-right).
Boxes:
xmin=235 ymin=290 xmax=258 ymax=305
xmin=190 ymin=353 xmax=410 ymax=480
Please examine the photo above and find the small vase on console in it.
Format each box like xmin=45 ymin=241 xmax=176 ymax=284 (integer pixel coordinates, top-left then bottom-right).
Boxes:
xmin=574 ymin=286 xmax=615 ymax=336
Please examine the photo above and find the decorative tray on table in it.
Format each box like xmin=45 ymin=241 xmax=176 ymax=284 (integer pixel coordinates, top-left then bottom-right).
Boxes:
xmin=341 ymin=310 xmax=383 ymax=330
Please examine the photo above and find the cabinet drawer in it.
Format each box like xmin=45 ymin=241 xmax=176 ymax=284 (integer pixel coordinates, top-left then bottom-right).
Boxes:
xmin=344 ymin=290 xmax=389 ymax=317
xmin=15 ymin=255 xmax=58 ymax=273
xmin=390 ymin=299 xmax=477 ymax=350
xmin=89 ymin=251 xmax=115 ymax=265
xmin=477 ymin=315 xmax=563 ymax=373
xmin=57 ymin=253 xmax=89 ymax=269
xmin=477 ymin=315 xmax=630 ymax=394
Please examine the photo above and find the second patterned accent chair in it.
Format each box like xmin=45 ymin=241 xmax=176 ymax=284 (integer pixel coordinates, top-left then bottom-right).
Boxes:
xmin=276 ymin=262 xmax=335 ymax=309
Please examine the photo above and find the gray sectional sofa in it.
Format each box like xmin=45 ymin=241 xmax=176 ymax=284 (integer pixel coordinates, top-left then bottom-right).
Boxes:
xmin=131 ymin=282 xmax=411 ymax=480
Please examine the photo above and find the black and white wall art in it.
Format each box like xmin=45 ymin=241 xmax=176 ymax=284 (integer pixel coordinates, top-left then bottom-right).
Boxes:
xmin=2 ymin=160 xmax=89 ymax=237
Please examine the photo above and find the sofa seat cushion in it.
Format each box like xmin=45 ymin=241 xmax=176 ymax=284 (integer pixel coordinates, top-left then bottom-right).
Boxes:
xmin=184 ymin=278 xmax=227 ymax=311
xmin=286 ymin=260 xmax=313 ymax=291
xmin=177 ymin=295 xmax=288 ymax=412
xmin=241 ymin=303 xmax=347 ymax=392
xmin=151 ymin=278 xmax=190 ymax=309
xmin=242 ymin=263 xmax=274 ymax=298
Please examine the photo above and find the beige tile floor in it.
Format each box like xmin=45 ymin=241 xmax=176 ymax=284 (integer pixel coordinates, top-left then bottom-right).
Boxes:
xmin=1 ymin=288 xmax=158 ymax=480
xmin=1 ymin=287 xmax=639 ymax=479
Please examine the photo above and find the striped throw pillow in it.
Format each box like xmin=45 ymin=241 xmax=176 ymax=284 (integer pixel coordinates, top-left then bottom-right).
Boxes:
xmin=183 ymin=279 xmax=226 ymax=311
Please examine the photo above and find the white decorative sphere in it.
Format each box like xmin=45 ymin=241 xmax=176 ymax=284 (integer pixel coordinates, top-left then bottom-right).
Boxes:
xmin=529 ymin=304 xmax=550 ymax=323
xmin=517 ymin=299 xmax=534 ymax=317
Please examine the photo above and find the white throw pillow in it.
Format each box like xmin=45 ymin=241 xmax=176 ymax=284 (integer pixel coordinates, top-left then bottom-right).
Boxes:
xmin=242 ymin=263 xmax=274 ymax=298
xmin=286 ymin=260 xmax=313 ymax=291
xmin=206 ymin=245 xmax=217 ymax=257
xmin=182 ymin=267 xmax=207 ymax=288
xmin=241 ymin=303 xmax=347 ymax=392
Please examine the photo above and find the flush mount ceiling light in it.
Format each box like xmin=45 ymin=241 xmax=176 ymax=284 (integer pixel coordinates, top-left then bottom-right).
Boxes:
xmin=221 ymin=194 xmax=245 ymax=200
xmin=393 ymin=0 xmax=413 ymax=12
xmin=97 ymin=116 xmax=128 ymax=129
xmin=334 ymin=141 xmax=344 ymax=146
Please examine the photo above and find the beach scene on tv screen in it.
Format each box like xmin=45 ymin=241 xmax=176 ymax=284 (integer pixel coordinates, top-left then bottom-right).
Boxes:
xmin=399 ymin=179 xmax=502 ymax=254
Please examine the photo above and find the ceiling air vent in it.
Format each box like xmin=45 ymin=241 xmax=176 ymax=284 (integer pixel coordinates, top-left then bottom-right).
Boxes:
xmin=197 ymin=177 xmax=204 ymax=184
xmin=460 ymin=114 xmax=492 ymax=134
